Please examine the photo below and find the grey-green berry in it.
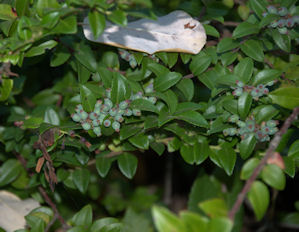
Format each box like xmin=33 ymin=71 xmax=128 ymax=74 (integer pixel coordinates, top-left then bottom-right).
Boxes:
xmin=115 ymin=115 xmax=124 ymax=123
xmin=228 ymin=114 xmax=239 ymax=123
xmin=119 ymin=100 xmax=129 ymax=110
xmin=278 ymin=27 xmax=288 ymax=34
xmin=266 ymin=120 xmax=277 ymax=128
xmin=93 ymin=127 xmax=102 ymax=136
xmin=109 ymin=108 xmax=117 ymax=117
xmin=71 ymin=113 xmax=81 ymax=122
xmin=82 ymin=122 xmax=91 ymax=131
xmin=286 ymin=18 xmax=294 ymax=27
xmin=89 ymin=112 xmax=98 ymax=120
xmin=95 ymin=100 xmax=103 ymax=108
xmin=103 ymin=119 xmax=111 ymax=127
xmin=112 ymin=121 xmax=120 ymax=132
xmin=92 ymin=119 xmax=100 ymax=127
xmin=80 ymin=111 xmax=88 ymax=120
xmin=148 ymin=97 xmax=157 ymax=104
xmin=237 ymin=120 xmax=246 ymax=128
xmin=104 ymin=98 xmax=113 ymax=109
xmin=278 ymin=7 xmax=288 ymax=16
xmin=75 ymin=104 xmax=83 ymax=112
xmin=124 ymin=109 xmax=132 ymax=116
xmin=236 ymin=80 xmax=244 ymax=88
xmin=233 ymin=87 xmax=243 ymax=96
xmin=105 ymin=88 xmax=111 ymax=98
xmin=133 ymin=109 xmax=141 ymax=116
xmin=101 ymin=104 xmax=110 ymax=112
xmin=267 ymin=5 xmax=277 ymax=14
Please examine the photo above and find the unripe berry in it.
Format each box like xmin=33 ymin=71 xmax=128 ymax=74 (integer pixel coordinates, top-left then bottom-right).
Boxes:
xmin=148 ymin=97 xmax=157 ymax=104
xmin=105 ymin=88 xmax=111 ymax=98
xmin=237 ymin=120 xmax=246 ymax=128
xmin=266 ymin=120 xmax=277 ymax=127
xmin=114 ymin=115 xmax=124 ymax=123
xmin=75 ymin=104 xmax=83 ymax=113
xmin=101 ymin=104 xmax=110 ymax=112
xmin=104 ymin=98 xmax=113 ymax=109
xmin=109 ymin=108 xmax=117 ymax=117
xmin=232 ymin=87 xmax=243 ymax=97
xmin=103 ymin=119 xmax=111 ymax=127
xmin=119 ymin=100 xmax=129 ymax=110
xmin=133 ymin=109 xmax=141 ymax=116
xmin=262 ymin=12 xmax=268 ymax=17
xmin=71 ymin=113 xmax=81 ymax=122
xmin=80 ymin=111 xmax=88 ymax=120
xmin=95 ymin=100 xmax=103 ymax=108
xmin=278 ymin=27 xmax=288 ymax=34
xmin=124 ymin=109 xmax=133 ymax=116
xmin=131 ymin=92 xmax=143 ymax=100
xmin=228 ymin=114 xmax=239 ymax=123
xmin=277 ymin=19 xmax=287 ymax=27
xmin=270 ymin=21 xmax=278 ymax=28
xmin=98 ymin=114 xmax=106 ymax=124
xmin=286 ymin=18 xmax=294 ymax=27
xmin=117 ymin=109 xmax=125 ymax=115
xmin=92 ymin=119 xmax=100 ymax=127
xmin=267 ymin=5 xmax=277 ymax=14
xmin=93 ymin=127 xmax=102 ymax=136
xmin=129 ymin=59 xmax=137 ymax=68
xmin=89 ymin=112 xmax=98 ymax=120
xmin=236 ymin=80 xmax=244 ymax=88
xmin=82 ymin=122 xmax=91 ymax=130
xmin=266 ymin=80 xmax=275 ymax=86
xmin=112 ymin=121 xmax=120 ymax=132
xmin=268 ymin=127 xmax=278 ymax=135
xmin=278 ymin=7 xmax=288 ymax=17
xmin=251 ymin=88 xmax=260 ymax=98
xmin=94 ymin=107 xmax=101 ymax=115
xmin=246 ymin=120 xmax=255 ymax=132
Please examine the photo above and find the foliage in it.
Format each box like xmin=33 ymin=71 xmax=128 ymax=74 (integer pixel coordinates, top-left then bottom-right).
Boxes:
xmin=0 ymin=0 xmax=299 ymax=231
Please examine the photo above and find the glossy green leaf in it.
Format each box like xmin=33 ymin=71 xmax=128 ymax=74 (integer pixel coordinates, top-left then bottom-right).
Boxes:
xmin=25 ymin=215 xmax=46 ymax=232
xmin=111 ymin=72 xmax=131 ymax=104
xmin=240 ymin=40 xmax=264 ymax=62
xmin=147 ymin=62 xmax=169 ymax=77
xmin=269 ymin=87 xmax=299 ymax=109
xmin=248 ymin=181 xmax=269 ymax=220
xmin=96 ymin=154 xmax=113 ymax=178
xmin=203 ymin=24 xmax=220 ymax=38
xmin=240 ymin=158 xmax=260 ymax=180
xmin=130 ymin=99 xmax=158 ymax=113
xmin=207 ymin=217 xmax=233 ymax=232
xmin=217 ymin=38 xmax=239 ymax=53
xmin=252 ymin=69 xmax=282 ymax=86
xmin=129 ymin=134 xmax=149 ymax=149
xmin=16 ymin=0 xmax=29 ymax=17
xmin=288 ymin=140 xmax=299 ymax=158
xmin=88 ymin=10 xmax=105 ymax=39
xmin=175 ymin=111 xmax=208 ymax=128
xmin=91 ymin=218 xmax=119 ymax=232
xmin=117 ymin=153 xmax=137 ymax=179
xmin=281 ymin=212 xmax=299 ymax=227
xmin=283 ymin=156 xmax=295 ymax=178
xmin=234 ymin=57 xmax=253 ymax=84
xmin=101 ymin=51 xmax=119 ymax=69
xmin=217 ymin=143 xmax=236 ymax=176
xmin=233 ymin=22 xmax=259 ymax=39
xmin=254 ymin=105 xmax=279 ymax=124
xmin=80 ymin=84 xmax=97 ymax=112
xmin=72 ymin=168 xmax=90 ymax=194
xmin=50 ymin=47 xmax=71 ymax=67
xmin=41 ymin=11 xmax=60 ymax=29
xmin=0 ymin=78 xmax=13 ymax=101
xmin=238 ymin=92 xmax=252 ymax=119
xmin=261 ymin=164 xmax=286 ymax=190
xmin=150 ymin=142 xmax=165 ymax=156
xmin=152 ymin=206 xmax=186 ymax=232
xmin=154 ymin=72 xmax=182 ymax=92
xmin=271 ymin=29 xmax=291 ymax=52
xmin=249 ymin=0 xmax=267 ymax=18
xmin=0 ymin=159 xmax=21 ymax=187
xmin=239 ymin=133 xmax=256 ymax=159
xmin=74 ymin=43 xmax=97 ymax=72
xmin=25 ymin=40 xmax=57 ymax=57
xmin=154 ymin=90 xmax=178 ymax=114
xmin=77 ymin=61 xmax=91 ymax=84
xmin=220 ymin=52 xmax=237 ymax=66
xmin=180 ymin=53 xmax=191 ymax=64
xmin=51 ymin=16 xmax=77 ymax=34
xmin=190 ymin=52 xmax=212 ymax=76
xmin=175 ymin=79 xmax=194 ymax=101
xmin=180 ymin=142 xmax=209 ymax=165
xmin=199 ymin=198 xmax=228 ymax=218
xmin=259 ymin=14 xmax=280 ymax=28
xmin=180 ymin=211 xmax=208 ymax=232
xmin=44 ymin=107 xmax=60 ymax=125
xmin=108 ymin=9 xmax=127 ymax=26
xmin=36 ymin=0 xmax=59 ymax=16
xmin=175 ymin=102 xmax=205 ymax=114
xmin=71 ymin=205 xmax=93 ymax=227
xmin=120 ymin=124 xmax=143 ymax=140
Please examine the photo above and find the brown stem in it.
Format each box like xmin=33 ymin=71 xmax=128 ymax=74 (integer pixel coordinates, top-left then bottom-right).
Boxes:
xmin=182 ymin=73 xmax=195 ymax=79
xmin=228 ymin=107 xmax=299 ymax=221
xmin=222 ymin=21 xmax=240 ymax=27
xmin=87 ymin=151 xmax=123 ymax=165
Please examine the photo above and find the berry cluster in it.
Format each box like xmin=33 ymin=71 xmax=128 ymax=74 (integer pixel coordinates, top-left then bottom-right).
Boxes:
xmin=263 ymin=5 xmax=299 ymax=34
xmin=71 ymin=88 xmax=157 ymax=136
xmin=224 ymin=115 xmax=278 ymax=142
xmin=232 ymin=80 xmax=275 ymax=100
xmin=118 ymin=48 xmax=159 ymax=68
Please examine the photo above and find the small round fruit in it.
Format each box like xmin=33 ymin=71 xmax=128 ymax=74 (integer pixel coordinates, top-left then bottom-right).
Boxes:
xmin=228 ymin=115 xmax=239 ymax=123
xmin=93 ymin=127 xmax=102 ymax=136
xmin=237 ymin=120 xmax=246 ymax=128
xmin=267 ymin=5 xmax=278 ymax=14
xmin=286 ymin=18 xmax=294 ymax=27
xmin=124 ymin=109 xmax=133 ymax=116
xmin=82 ymin=122 xmax=91 ymax=130
xmin=233 ymin=87 xmax=243 ymax=96
xmin=92 ymin=119 xmax=100 ymax=127
xmin=278 ymin=27 xmax=288 ymax=35
xmin=89 ymin=112 xmax=98 ymax=120
xmin=114 ymin=115 xmax=124 ymax=123
xmin=266 ymin=120 xmax=277 ymax=128
xmin=119 ymin=100 xmax=129 ymax=110
xmin=236 ymin=80 xmax=244 ymax=88
xmin=112 ymin=121 xmax=120 ymax=132
xmin=133 ymin=109 xmax=141 ymax=116
xmin=95 ymin=100 xmax=103 ymax=108
xmin=75 ymin=104 xmax=83 ymax=112
xmin=104 ymin=98 xmax=113 ymax=109
xmin=80 ymin=111 xmax=88 ymax=120
xmin=105 ymin=88 xmax=111 ymax=98
xmin=109 ymin=108 xmax=117 ymax=117
xmin=278 ymin=7 xmax=288 ymax=16
xmin=71 ymin=113 xmax=81 ymax=122
xmin=148 ymin=97 xmax=157 ymax=104
xmin=101 ymin=104 xmax=110 ymax=112
xmin=103 ymin=119 xmax=111 ymax=127
xmin=277 ymin=19 xmax=287 ymax=28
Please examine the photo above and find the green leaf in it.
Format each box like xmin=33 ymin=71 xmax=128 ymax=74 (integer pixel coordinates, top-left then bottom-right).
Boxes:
xmin=175 ymin=111 xmax=208 ymax=128
xmin=50 ymin=47 xmax=71 ymax=67
xmin=36 ymin=0 xmax=59 ymax=16
xmin=180 ymin=142 xmax=209 ymax=165
xmin=130 ymin=99 xmax=158 ymax=113
xmin=269 ymin=87 xmax=299 ymax=109
xmin=77 ymin=61 xmax=91 ymax=84
xmin=203 ymin=24 xmax=220 ymax=38
xmin=154 ymin=72 xmax=182 ymax=92
xmin=71 ymin=205 xmax=93 ymax=227
xmin=25 ymin=40 xmax=58 ymax=57
xmin=199 ymin=198 xmax=228 ymax=218
xmin=239 ymin=133 xmax=257 ymax=159
xmin=252 ymin=69 xmax=282 ymax=86
xmin=16 ymin=0 xmax=29 ymax=17
xmin=51 ymin=16 xmax=77 ymax=34
xmin=108 ymin=9 xmax=127 ymax=26
xmin=233 ymin=22 xmax=260 ymax=38
xmin=0 ymin=4 xmax=17 ymax=20
xmin=117 ymin=153 xmax=137 ymax=179
xmin=147 ymin=62 xmax=169 ymax=77
xmin=180 ymin=53 xmax=191 ymax=64
xmin=261 ymin=164 xmax=286 ymax=190
xmin=207 ymin=217 xmax=233 ymax=232
xmin=0 ymin=159 xmax=21 ymax=187
xmin=88 ymin=10 xmax=105 ymax=39
xmin=234 ymin=57 xmax=253 ymax=84
xmin=217 ymin=143 xmax=236 ymax=176
xmin=220 ymin=52 xmax=238 ymax=66
xmin=0 ymin=78 xmax=13 ymax=101
xmin=91 ymin=218 xmax=119 ymax=232
xmin=217 ymin=38 xmax=239 ymax=53
xmin=175 ymin=102 xmax=205 ymax=115
xmin=281 ymin=212 xmax=299 ymax=227
xmin=238 ymin=92 xmax=252 ymax=119
xmin=180 ymin=211 xmax=208 ymax=232
xmin=271 ymin=29 xmax=291 ymax=52
xmin=41 ymin=11 xmax=60 ymax=29
xmin=259 ymin=14 xmax=280 ymax=28
xmin=120 ymin=124 xmax=143 ymax=140
xmin=249 ymin=0 xmax=267 ymax=18
xmin=254 ymin=105 xmax=279 ymax=124
xmin=101 ymin=51 xmax=119 ymax=69
xmin=72 ymin=168 xmax=90 ymax=194
xmin=248 ymin=181 xmax=269 ymax=220
xmin=96 ymin=153 xmax=113 ymax=178
xmin=25 ymin=215 xmax=46 ymax=232
xmin=175 ymin=79 xmax=194 ymax=101
xmin=154 ymin=90 xmax=178 ymax=114
xmin=150 ymin=142 xmax=165 ymax=156
xmin=122 ymin=208 xmax=151 ymax=232
xmin=283 ymin=156 xmax=295 ymax=178
xmin=240 ymin=158 xmax=260 ymax=180
xmin=74 ymin=43 xmax=97 ymax=72
xmin=111 ymin=72 xmax=131 ymax=104
xmin=80 ymin=84 xmax=97 ymax=112
xmin=240 ymin=40 xmax=264 ymax=62
xmin=129 ymin=134 xmax=149 ymax=149
xmin=152 ymin=206 xmax=186 ymax=232
xmin=44 ymin=107 xmax=60 ymax=125
xmin=190 ymin=52 xmax=212 ymax=76
xmin=288 ymin=140 xmax=299 ymax=158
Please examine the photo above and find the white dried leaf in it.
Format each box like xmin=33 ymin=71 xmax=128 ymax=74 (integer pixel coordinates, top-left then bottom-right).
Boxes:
xmin=83 ymin=11 xmax=206 ymax=54
xmin=0 ymin=191 xmax=40 ymax=232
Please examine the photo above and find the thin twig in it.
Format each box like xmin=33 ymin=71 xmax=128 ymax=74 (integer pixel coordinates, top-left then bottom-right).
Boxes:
xmin=182 ymin=73 xmax=195 ymax=79
xmin=87 ymin=151 xmax=123 ymax=165
xmin=45 ymin=213 xmax=58 ymax=232
xmin=163 ymin=154 xmax=173 ymax=207
xmin=228 ymin=107 xmax=299 ymax=221
xmin=222 ymin=21 xmax=241 ymax=27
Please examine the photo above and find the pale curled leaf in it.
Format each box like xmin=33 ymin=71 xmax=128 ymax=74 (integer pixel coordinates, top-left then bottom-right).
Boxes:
xmin=83 ymin=11 xmax=206 ymax=54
